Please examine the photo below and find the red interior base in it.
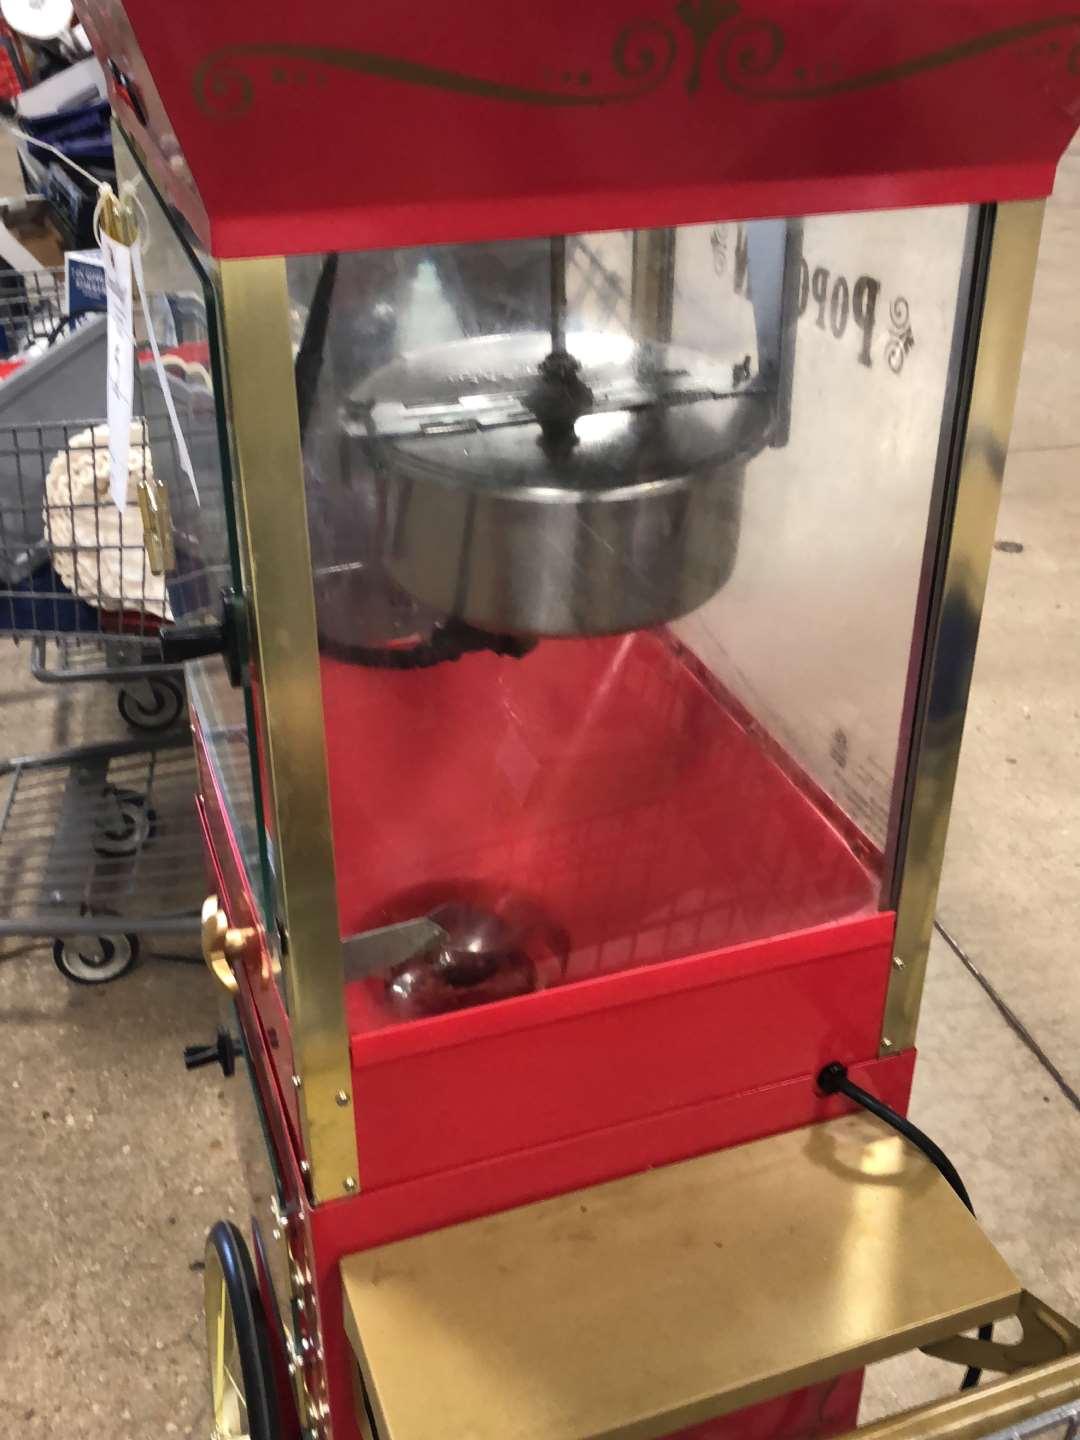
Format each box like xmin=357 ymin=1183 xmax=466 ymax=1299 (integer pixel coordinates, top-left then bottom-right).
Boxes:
xmin=322 ymin=629 xmax=879 ymax=1036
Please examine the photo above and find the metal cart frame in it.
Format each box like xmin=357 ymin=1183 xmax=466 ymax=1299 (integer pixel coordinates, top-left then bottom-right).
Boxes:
xmin=0 ymin=733 xmax=204 ymax=981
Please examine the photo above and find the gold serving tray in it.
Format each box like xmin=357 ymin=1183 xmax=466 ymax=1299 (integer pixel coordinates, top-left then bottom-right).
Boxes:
xmin=341 ymin=1113 xmax=1024 ymax=1440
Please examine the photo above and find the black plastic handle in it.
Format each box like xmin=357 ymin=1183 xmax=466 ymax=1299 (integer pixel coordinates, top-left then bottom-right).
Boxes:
xmin=183 ymin=1027 xmax=242 ymax=1078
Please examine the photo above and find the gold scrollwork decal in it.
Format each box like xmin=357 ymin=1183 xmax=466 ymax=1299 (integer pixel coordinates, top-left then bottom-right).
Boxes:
xmin=192 ymin=4 xmax=1080 ymax=118
xmin=193 ymin=23 xmax=678 ymax=118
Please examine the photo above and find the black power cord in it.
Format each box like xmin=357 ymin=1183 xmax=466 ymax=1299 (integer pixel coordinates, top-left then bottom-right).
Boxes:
xmin=818 ymin=1062 xmax=990 ymax=1392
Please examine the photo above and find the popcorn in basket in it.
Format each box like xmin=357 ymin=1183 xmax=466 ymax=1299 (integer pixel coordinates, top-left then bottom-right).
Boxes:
xmin=42 ymin=420 xmax=172 ymax=622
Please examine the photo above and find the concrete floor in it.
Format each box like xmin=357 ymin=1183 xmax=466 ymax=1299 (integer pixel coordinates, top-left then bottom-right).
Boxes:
xmin=2 ymin=171 xmax=1080 ymax=1438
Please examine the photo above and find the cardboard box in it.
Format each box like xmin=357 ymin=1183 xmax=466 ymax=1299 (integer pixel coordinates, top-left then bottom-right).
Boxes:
xmin=0 ymin=198 xmax=66 ymax=269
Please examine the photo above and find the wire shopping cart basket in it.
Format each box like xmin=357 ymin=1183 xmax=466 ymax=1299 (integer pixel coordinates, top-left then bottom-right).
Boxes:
xmin=0 ymin=303 xmax=187 ymax=731
xmin=0 ymin=266 xmax=67 ymax=364
xmin=0 ymin=333 xmax=188 ymax=731
xmin=0 ymin=732 xmax=205 ymax=982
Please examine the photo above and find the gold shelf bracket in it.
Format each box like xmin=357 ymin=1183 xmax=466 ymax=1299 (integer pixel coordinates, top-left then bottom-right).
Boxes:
xmin=921 ymin=1290 xmax=1080 ymax=1376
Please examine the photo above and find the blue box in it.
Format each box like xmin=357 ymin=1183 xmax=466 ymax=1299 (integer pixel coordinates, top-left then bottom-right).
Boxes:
xmin=65 ymin=248 xmax=106 ymax=318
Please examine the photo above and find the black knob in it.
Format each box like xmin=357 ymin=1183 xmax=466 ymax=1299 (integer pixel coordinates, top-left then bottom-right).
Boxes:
xmin=184 ymin=1026 xmax=242 ymax=1077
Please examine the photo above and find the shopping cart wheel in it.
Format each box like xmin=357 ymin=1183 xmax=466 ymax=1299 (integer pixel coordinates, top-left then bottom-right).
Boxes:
xmin=117 ymin=676 xmax=185 ymax=732
xmin=92 ymin=787 xmax=156 ymax=859
xmin=53 ymin=931 xmax=139 ymax=985
xmin=204 ymin=1220 xmax=282 ymax=1440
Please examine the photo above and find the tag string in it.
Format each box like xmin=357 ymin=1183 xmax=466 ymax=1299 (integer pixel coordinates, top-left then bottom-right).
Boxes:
xmin=4 ymin=124 xmax=109 ymax=194
xmin=17 ymin=126 xmax=203 ymax=514
xmin=96 ymin=181 xmax=201 ymax=506
xmin=3 ymin=125 xmax=147 ymax=250
xmin=130 ymin=243 xmax=200 ymax=505
xmin=92 ymin=179 xmax=151 ymax=249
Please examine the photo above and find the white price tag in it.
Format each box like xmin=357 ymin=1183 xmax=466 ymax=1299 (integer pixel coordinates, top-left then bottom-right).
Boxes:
xmin=101 ymin=230 xmax=134 ymax=510
xmin=131 ymin=240 xmax=200 ymax=504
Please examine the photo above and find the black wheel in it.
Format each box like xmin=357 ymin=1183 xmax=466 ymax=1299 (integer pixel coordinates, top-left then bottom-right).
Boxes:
xmin=204 ymin=1220 xmax=281 ymax=1440
xmin=53 ymin=931 xmax=139 ymax=984
xmin=116 ymin=675 xmax=185 ymax=732
xmin=92 ymin=786 xmax=156 ymax=859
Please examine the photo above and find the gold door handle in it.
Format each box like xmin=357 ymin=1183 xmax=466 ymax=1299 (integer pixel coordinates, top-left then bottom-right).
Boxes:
xmin=201 ymin=893 xmax=255 ymax=992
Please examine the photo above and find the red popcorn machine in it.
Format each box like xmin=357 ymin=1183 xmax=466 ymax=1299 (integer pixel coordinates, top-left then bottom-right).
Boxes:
xmin=77 ymin=2 xmax=1080 ymax=1437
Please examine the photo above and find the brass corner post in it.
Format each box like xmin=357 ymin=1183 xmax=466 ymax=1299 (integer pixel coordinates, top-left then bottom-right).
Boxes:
xmin=884 ymin=200 xmax=1046 ymax=1054
xmin=217 ymin=256 xmax=358 ymax=1202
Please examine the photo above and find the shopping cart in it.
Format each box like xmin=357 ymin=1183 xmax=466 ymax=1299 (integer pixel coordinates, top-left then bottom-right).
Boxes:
xmin=0 ymin=732 xmax=205 ymax=982
xmin=0 ymin=265 xmax=67 ymax=365
xmin=0 ymin=278 xmax=216 ymax=977
xmin=0 ymin=317 xmax=186 ymax=731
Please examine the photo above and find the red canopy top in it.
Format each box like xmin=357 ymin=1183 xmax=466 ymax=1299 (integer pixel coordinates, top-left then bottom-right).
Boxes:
xmin=78 ymin=0 xmax=1080 ymax=258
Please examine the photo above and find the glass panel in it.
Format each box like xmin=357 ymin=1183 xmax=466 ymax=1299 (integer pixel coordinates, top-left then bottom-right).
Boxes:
xmin=186 ymin=656 xmax=266 ymax=898
xmin=286 ymin=209 xmax=971 ymax=1031
xmin=115 ymin=158 xmax=230 ymax=628
xmin=673 ymin=206 xmax=972 ymax=849
xmin=115 ymin=135 xmax=275 ymax=929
